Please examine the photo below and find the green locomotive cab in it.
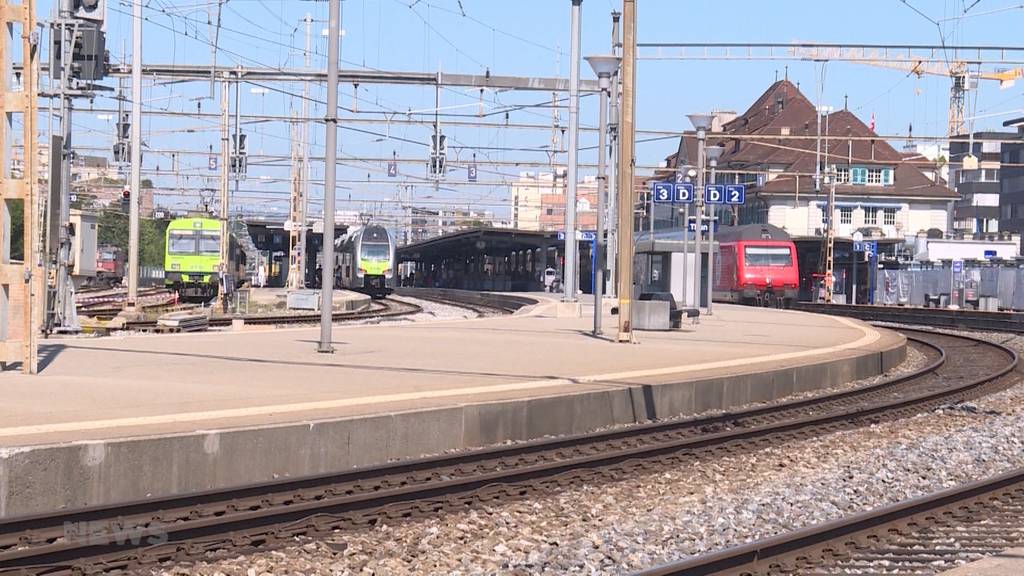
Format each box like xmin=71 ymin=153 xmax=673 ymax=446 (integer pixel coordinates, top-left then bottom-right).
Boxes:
xmin=164 ymin=217 xmax=237 ymax=300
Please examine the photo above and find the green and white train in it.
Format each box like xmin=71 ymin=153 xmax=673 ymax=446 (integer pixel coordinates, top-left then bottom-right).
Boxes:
xmin=335 ymin=224 xmax=395 ymax=299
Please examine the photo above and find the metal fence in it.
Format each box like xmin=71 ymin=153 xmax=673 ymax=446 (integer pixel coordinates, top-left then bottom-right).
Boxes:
xmin=875 ymin=266 xmax=1024 ymax=310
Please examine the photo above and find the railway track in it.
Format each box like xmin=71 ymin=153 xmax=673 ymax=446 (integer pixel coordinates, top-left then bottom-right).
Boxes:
xmin=0 ymin=328 xmax=1015 ymax=574
xmin=636 ymin=467 xmax=1024 ymax=576
xmin=794 ymin=301 xmax=1024 ymax=334
xmin=116 ymin=297 xmax=423 ymax=332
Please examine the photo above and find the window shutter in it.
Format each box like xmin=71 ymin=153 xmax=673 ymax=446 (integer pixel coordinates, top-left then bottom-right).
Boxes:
xmin=852 ymin=167 xmax=866 ymax=184
xmin=882 ymin=168 xmax=893 ymax=185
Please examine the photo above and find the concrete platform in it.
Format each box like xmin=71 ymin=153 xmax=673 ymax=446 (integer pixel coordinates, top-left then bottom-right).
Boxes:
xmin=943 ymin=549 xmax=1024 ymax=575
xmin=0 ymin=297 xmax=904 ymax=518
xmin=243 ymin=287 xmax=370 ymax=311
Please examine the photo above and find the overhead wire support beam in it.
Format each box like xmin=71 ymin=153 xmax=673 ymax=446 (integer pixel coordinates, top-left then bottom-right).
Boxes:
xmin=636 ymin=42 xmax=1024 ymax=65
xmin=94 ymin=64 xmax=602 ymax=92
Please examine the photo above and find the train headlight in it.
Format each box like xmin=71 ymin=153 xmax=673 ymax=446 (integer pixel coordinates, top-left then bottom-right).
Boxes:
xmin=384 ymin=268 xmax=393 ymax=278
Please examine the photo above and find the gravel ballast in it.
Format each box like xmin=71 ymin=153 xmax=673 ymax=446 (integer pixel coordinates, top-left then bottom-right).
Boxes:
xmin=150 ymin=331 xmax=1024 ymax=576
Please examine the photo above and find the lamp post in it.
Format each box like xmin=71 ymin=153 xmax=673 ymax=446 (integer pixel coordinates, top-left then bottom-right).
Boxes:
xmin=705 ymin=144 xmax=725 ymax=315
xmin=563 ymin=0 xmax=583 ymax=306
xmin=585 ymin=54 xmax=622 ymax=337
xmin=687 ymin=113 xmax=713 ymax=311
xmin=677 ymin=166 xmax=696 ymax=307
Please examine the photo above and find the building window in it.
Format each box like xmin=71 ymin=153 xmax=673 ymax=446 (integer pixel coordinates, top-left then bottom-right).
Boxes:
xmin=835 ymin=167 xmax=849 ymax=183
xmin=883 ymin=208 xmax=897 ymax=226
xmin=545 ymin=208 xmax=553 ymax=215
xmin=867 ymin=168 xmax=882 ymax=185
xmin=839 ymin=207 xmax=853 ymax=225
xmin=851 ymin=167 xmax=867 ymax=184
xmin=864 ymin=207 xmax=878 ymax=225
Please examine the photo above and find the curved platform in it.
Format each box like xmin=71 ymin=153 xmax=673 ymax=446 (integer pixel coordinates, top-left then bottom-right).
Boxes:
xmin=0 ymin=297 xmax=903 ymax=518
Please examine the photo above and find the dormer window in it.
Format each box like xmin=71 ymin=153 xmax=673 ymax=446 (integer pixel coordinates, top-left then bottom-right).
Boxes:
xmin=850 ymin=166 xmax=894 ymax=186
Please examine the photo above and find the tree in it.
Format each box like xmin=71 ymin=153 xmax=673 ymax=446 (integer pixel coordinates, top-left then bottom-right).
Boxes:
xmin=98 ymin=208 xmax=166 ymax=268
xmin=7 ymin=200 xmax=23 ymax=261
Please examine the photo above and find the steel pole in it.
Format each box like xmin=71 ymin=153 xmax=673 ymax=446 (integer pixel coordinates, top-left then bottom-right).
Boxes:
xmin=615 ymin=0 xmax=636 ymax=341
xmin=681 ymin=204 xmax=690 ymax=306
xmin=593 ymin=79 xmax=608 ymax=336
xmin=706 ymin=160 xmax=716 ymax=315
xmin=299 ymin=13 xmax=312 ymax=288
xmin=318 ymin=0 xmax=341 ymax=353
xmin=127 ymin=0 xmax=142 ymax=307
xmin=563 ymin=0 xmax=582 ymax=303
xmin=694 ymin=129 xmax=705 ymax=311
xmin=219 ymin=77 xmax=230 ymax=280
xmin=607 ymin=10 xmax=620 ymax=299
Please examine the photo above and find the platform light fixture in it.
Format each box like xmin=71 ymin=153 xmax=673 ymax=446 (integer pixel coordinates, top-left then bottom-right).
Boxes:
xmin=687 ymin=113 xmax=714 ymax=313
xmin=585 ymin=54 xmax=621 ymax=337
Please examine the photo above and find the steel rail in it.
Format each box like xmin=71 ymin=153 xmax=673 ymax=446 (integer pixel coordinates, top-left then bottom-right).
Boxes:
xmin=793 ymin=302 xmax=1024 ymax=334
xmin=0 ymin=330 xmax=1015 ymax=573
xmin=634 ymin=467 xmax=1024 ymax=576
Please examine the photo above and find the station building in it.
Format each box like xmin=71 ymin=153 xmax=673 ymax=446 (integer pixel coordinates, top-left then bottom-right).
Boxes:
xmin=664 ymin=79 xmax=958 ymax=241
xmin=656 ymin=80 xmax=959 ymax=301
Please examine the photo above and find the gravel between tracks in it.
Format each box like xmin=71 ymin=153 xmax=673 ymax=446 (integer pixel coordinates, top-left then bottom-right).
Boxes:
xmin=149 ymin=331 xmax=1024 ymax=576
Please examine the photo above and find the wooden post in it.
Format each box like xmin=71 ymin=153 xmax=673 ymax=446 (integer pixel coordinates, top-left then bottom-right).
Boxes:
xmin=1 ymin=1 xmax=40 ymax=372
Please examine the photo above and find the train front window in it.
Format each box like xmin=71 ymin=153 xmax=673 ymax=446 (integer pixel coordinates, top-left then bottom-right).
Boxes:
xmin=362 ymin=242 xmax=390 ymax=261
xmin=168 ymin=231 xmax=197 ymax=254
xmin=199 ymin=232 xmax=221 ymax=255
xmin=744 ymin=246 xmax=792 ymax=267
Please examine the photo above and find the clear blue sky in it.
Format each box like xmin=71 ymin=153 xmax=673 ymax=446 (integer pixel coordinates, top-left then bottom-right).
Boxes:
xmin=45 ymin=0 xmax=1024 ymax=222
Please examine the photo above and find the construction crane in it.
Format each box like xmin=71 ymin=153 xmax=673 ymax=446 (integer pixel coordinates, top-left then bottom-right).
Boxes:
xmin=790 ymin=46 xmax=1024 ymax=136
xmin=865 ymin=59 xmax=1022 ymax=136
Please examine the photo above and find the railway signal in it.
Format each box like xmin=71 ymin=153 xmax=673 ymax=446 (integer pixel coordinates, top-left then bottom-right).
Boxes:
xmin=230 ymin=133 xmax=248 ymax=178
xmin=428 ymin=133 xmax=447 ymax=178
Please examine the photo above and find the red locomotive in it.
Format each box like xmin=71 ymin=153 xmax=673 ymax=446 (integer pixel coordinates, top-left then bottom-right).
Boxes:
xmin=714 ymin=224 xmax=799 ymax=307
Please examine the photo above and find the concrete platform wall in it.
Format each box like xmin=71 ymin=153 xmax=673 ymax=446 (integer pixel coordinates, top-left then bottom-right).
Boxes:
xmin=0 ymin=336 xmax=904 ymax=519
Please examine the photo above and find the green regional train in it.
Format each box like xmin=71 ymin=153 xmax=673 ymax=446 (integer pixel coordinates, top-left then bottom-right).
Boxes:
xmin=335 ymin=224 xmax=395 ymax=299
xmin=164 ymin=217 xmax=247 ymax=299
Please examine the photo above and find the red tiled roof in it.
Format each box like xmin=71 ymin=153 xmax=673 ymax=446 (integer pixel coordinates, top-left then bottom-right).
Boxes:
xmin=664 ymin=80 xmax=956 ymax=200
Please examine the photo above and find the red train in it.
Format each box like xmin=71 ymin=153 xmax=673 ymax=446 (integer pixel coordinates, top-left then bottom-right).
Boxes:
xmin=713 ymin=224 xmax=799 ymax=307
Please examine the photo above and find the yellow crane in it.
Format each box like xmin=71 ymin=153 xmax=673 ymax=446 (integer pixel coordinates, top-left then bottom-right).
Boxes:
xmin=791 ymin=45 xmax=1024 ymax=136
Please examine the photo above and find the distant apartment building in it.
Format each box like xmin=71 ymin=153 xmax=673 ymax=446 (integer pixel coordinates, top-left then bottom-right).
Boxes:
xmin=665 ymin=80 xmax=957 ymax=241
xmin=999 ymin=117 xmax=1024 ymax=235
xmin=948 ymin=131 xmax=1012 ymax=234
xmin=509 ymin=169 xmax=598 ymax=232
xmin=408 ymin=206 xmax=504 ymax=243
xmin=12 ymin=146 xmax=155 ymax=215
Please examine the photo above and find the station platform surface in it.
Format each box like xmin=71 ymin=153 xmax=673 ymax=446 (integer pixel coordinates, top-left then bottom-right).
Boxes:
xmin=943 ymin=549 xmax=1024 ymax=575
xmin=0 ymin=296 xmax=904 ymax=517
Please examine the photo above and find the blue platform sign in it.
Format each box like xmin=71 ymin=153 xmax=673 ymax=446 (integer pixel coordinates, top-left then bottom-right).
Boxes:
xmin=468 ymin=163 xmax=478 ymax=182
xmin=674 ymin=182 xmax=695 ymax=203
xmin=704 ymin=184 xmax=725 ymax=204
xmin=724 ymin=184 xmax=746 ymax=205
xmin=387 ymin=161 xmax=398 ymax=177
xmin=557 ymin=231 xmax=596 ymax=241
xmin=952 ymin=260 xmax=963 ymax=274
xmin=984 ymin=249 xmax=997 ymax=259
xmin=652 ymin=182 xmax=674 ymax=203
